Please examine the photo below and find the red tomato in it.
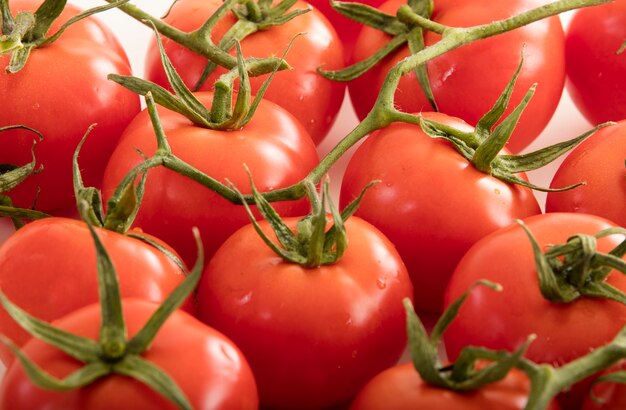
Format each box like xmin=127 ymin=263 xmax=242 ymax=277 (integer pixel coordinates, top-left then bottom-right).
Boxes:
xmin=102 ymin=92 xmax=319 ymax=267
xmin=0 ymin=299 xmax=258 ymax=409
xmin=348 ymin=0 xmax=565 ymax=152
xmin=349 ymin=362 xmax=560 ymax=410
xmin=196 ymin=216 xmax=413 ymax=410
xmin=565 ymin=1 xmax=626 ymax=125
xmin=144 ymin=0 xmax=345 ymax=145
xmin=546 ymin=115 xmax=626 ymax=227
xmin=306 ymin=0 xmax=386 ymax=61
xmin=0 ymin=218 xmax=189 ymax=365
xmin=339 ymin=112 xmax=540 ymax=313
xmin=444 ymin=213 xmax=626 ymax=366
xmin=0 ymin=0 xmax=140 ymax=212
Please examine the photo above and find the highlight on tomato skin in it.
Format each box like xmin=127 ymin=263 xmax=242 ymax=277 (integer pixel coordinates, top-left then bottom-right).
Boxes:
xmin=0 ymin=299 xmax=259 ymax=410
xmin=143 ymin=0 xmax=346 ymax=145
xmin=196 ymin=215 xmax=413 ymax=410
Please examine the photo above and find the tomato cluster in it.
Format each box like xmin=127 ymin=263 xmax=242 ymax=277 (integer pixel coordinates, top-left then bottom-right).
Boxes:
xmin=0 ymin=0 xmax=625 ymax=409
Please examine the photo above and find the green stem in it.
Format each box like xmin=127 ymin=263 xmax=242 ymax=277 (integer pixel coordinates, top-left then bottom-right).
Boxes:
xmin=525 ymin=328 xmax=626 ymax=410
xmin=103 ymin=0 xmax=237 ymax=69
xmin=397 ymin=5 xmax=446 ymax=34
xmin=106 ymin=0 xmax=609 ymax=208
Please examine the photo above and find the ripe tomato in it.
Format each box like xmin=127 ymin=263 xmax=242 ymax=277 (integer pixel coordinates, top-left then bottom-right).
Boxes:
xmin=349 ymin=362 xmax=560 ymax=409
xmin=339 ymin=112 xmax=540 ymax=313
xmin=444 ymin=213 xmax=626 ymax=366
xmin=546 ymin=121 xmax=626 ymax=227
xmin=565 ymin=1 xmax=626 ymax=125
xmin=144 ymin=0 xmax=345 ymax=145
xmin=306 ymin=0 xmax=386 ymax=62
xmin=0 ymin=0 xmax=140 ymax=212
xmin=0 ymin=218 xmax=189 ymax=365
xmin=348 ymin=0 xmax=565 ymax=152
xmin=102 ymin=92 xmax=319 ymax=267
xmin=196 ymin=216 xmax=413 ymax=409
xmin=0 ymin=299 xmax=258 ymax=409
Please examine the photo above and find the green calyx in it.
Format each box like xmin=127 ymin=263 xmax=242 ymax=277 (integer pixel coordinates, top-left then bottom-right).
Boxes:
xmin=192 ymin=0 xmax=310 ymax=90
xmin=0 ymin=0 xmax=128 ymax=73
xmin=233 ymin=175 xmax=375 ymax=268
xmin=0 ymin=208 xmax=204 ymax=410
xmin=109 ymin=21 xmax=291 ymax=131
xmin=404 ymin=280 xmax=537 ymax=390
xmin=417 ymin=54 xmax=612 ymax=192
xmin=519 ymin=221 xmax=626 ymax=305
xmin=319 ymin=0 xmax=439 ymax=109
xmin=0 ymin=125 xmax=48 ymax=228
xmin=71 ymin=122 xmax=186 ymax=274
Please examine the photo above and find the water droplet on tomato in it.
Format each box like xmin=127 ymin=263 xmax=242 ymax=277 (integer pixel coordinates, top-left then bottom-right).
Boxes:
xmin=376 ymin=278 xmax=386 ymax=289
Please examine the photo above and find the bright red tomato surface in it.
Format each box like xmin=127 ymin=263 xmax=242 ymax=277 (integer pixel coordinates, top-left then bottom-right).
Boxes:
xmin=546 ymin=117 xmax=626 ymax=227
xmin=0 ymin=299 xmax=258 ymax=409
xmin=566 ymin=1 xmax=626 ymax=125
xmin=349 ymin=362 xmax=560 ymax=410
xmin=348 ymin=0 xmax=565 ymax=152
xmin=0 ymin=218 xmax=188 ymax=365
xmin=144 ymin=0 xmax=345 ymax=145
xmin=0 ymin=0 xmax=140 ymax=212
xmin=102 ymin=92 xmax=319 ymax=267
xmin=340 ymin=112 xmax=540 ymax=313
xmin=444 ymin=213 xmax=626 ymax=366
xmin=196 ymin=216 xmax=413 ymax=410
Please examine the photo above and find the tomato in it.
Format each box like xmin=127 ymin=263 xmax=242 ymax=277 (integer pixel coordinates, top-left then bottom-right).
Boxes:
xmin=0 ymin=299 xmax=258 ymax=409
xmin=348 ymin=0 xmax=565 ymax=152
xmin=443 ymin=213 xmax=626 ymax=365
xmin=306 ymin=0 xmax=386 ymax=62
xmin=0 ymin=0 xmax=140 ymax=212
xmin=349 ymin=362 xmax=560 ymax=410
xmin=144 ymin=0 xmax=345 ymax=145
xmin=196 ymin=216 xmax=413 ymax=409
xmin=0 ymin=217 xmax=189 ymax=365
xmin=565 ymin=1 xmax=626 ymax=125
xmin=339 ymin=112 xmax=540 ymax=313
xmin=546 ymin=121 xmax=626 ymax=227
xmin=102 ymin=91 xmax=319 ymax=267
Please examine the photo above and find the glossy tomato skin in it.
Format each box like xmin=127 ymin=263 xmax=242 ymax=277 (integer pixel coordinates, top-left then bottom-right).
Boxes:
xmin=349 ymin=362 xmax=560 ymax=410
xmin=306 ymin=0 xmax=386 ymax=62
xmin=144 ymin=0 xmax=345 ymax=145
xmin=349 ymin=0 xmax=565 ymax=152
xmin=444 ymin=213 xmax=626 ymax=366
xmin=339 ymin=112 xmax=540 ymax=314
xmin=0 ymin=299 xmax=258 ymax=409
xmin=566 ymin=2 xmax=626 ymax=125
xmin=0 ymin=1 xmax=140 ymax=212
xmin=546 ymin=121 xmax=626 ymax=227
xmin=196 ymin=216 xmax=413 ymax=410
xmin=102 ymin=92 xmax=319 ymax=267
xmin=0 ymin=218 xmax=189 ymax=365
